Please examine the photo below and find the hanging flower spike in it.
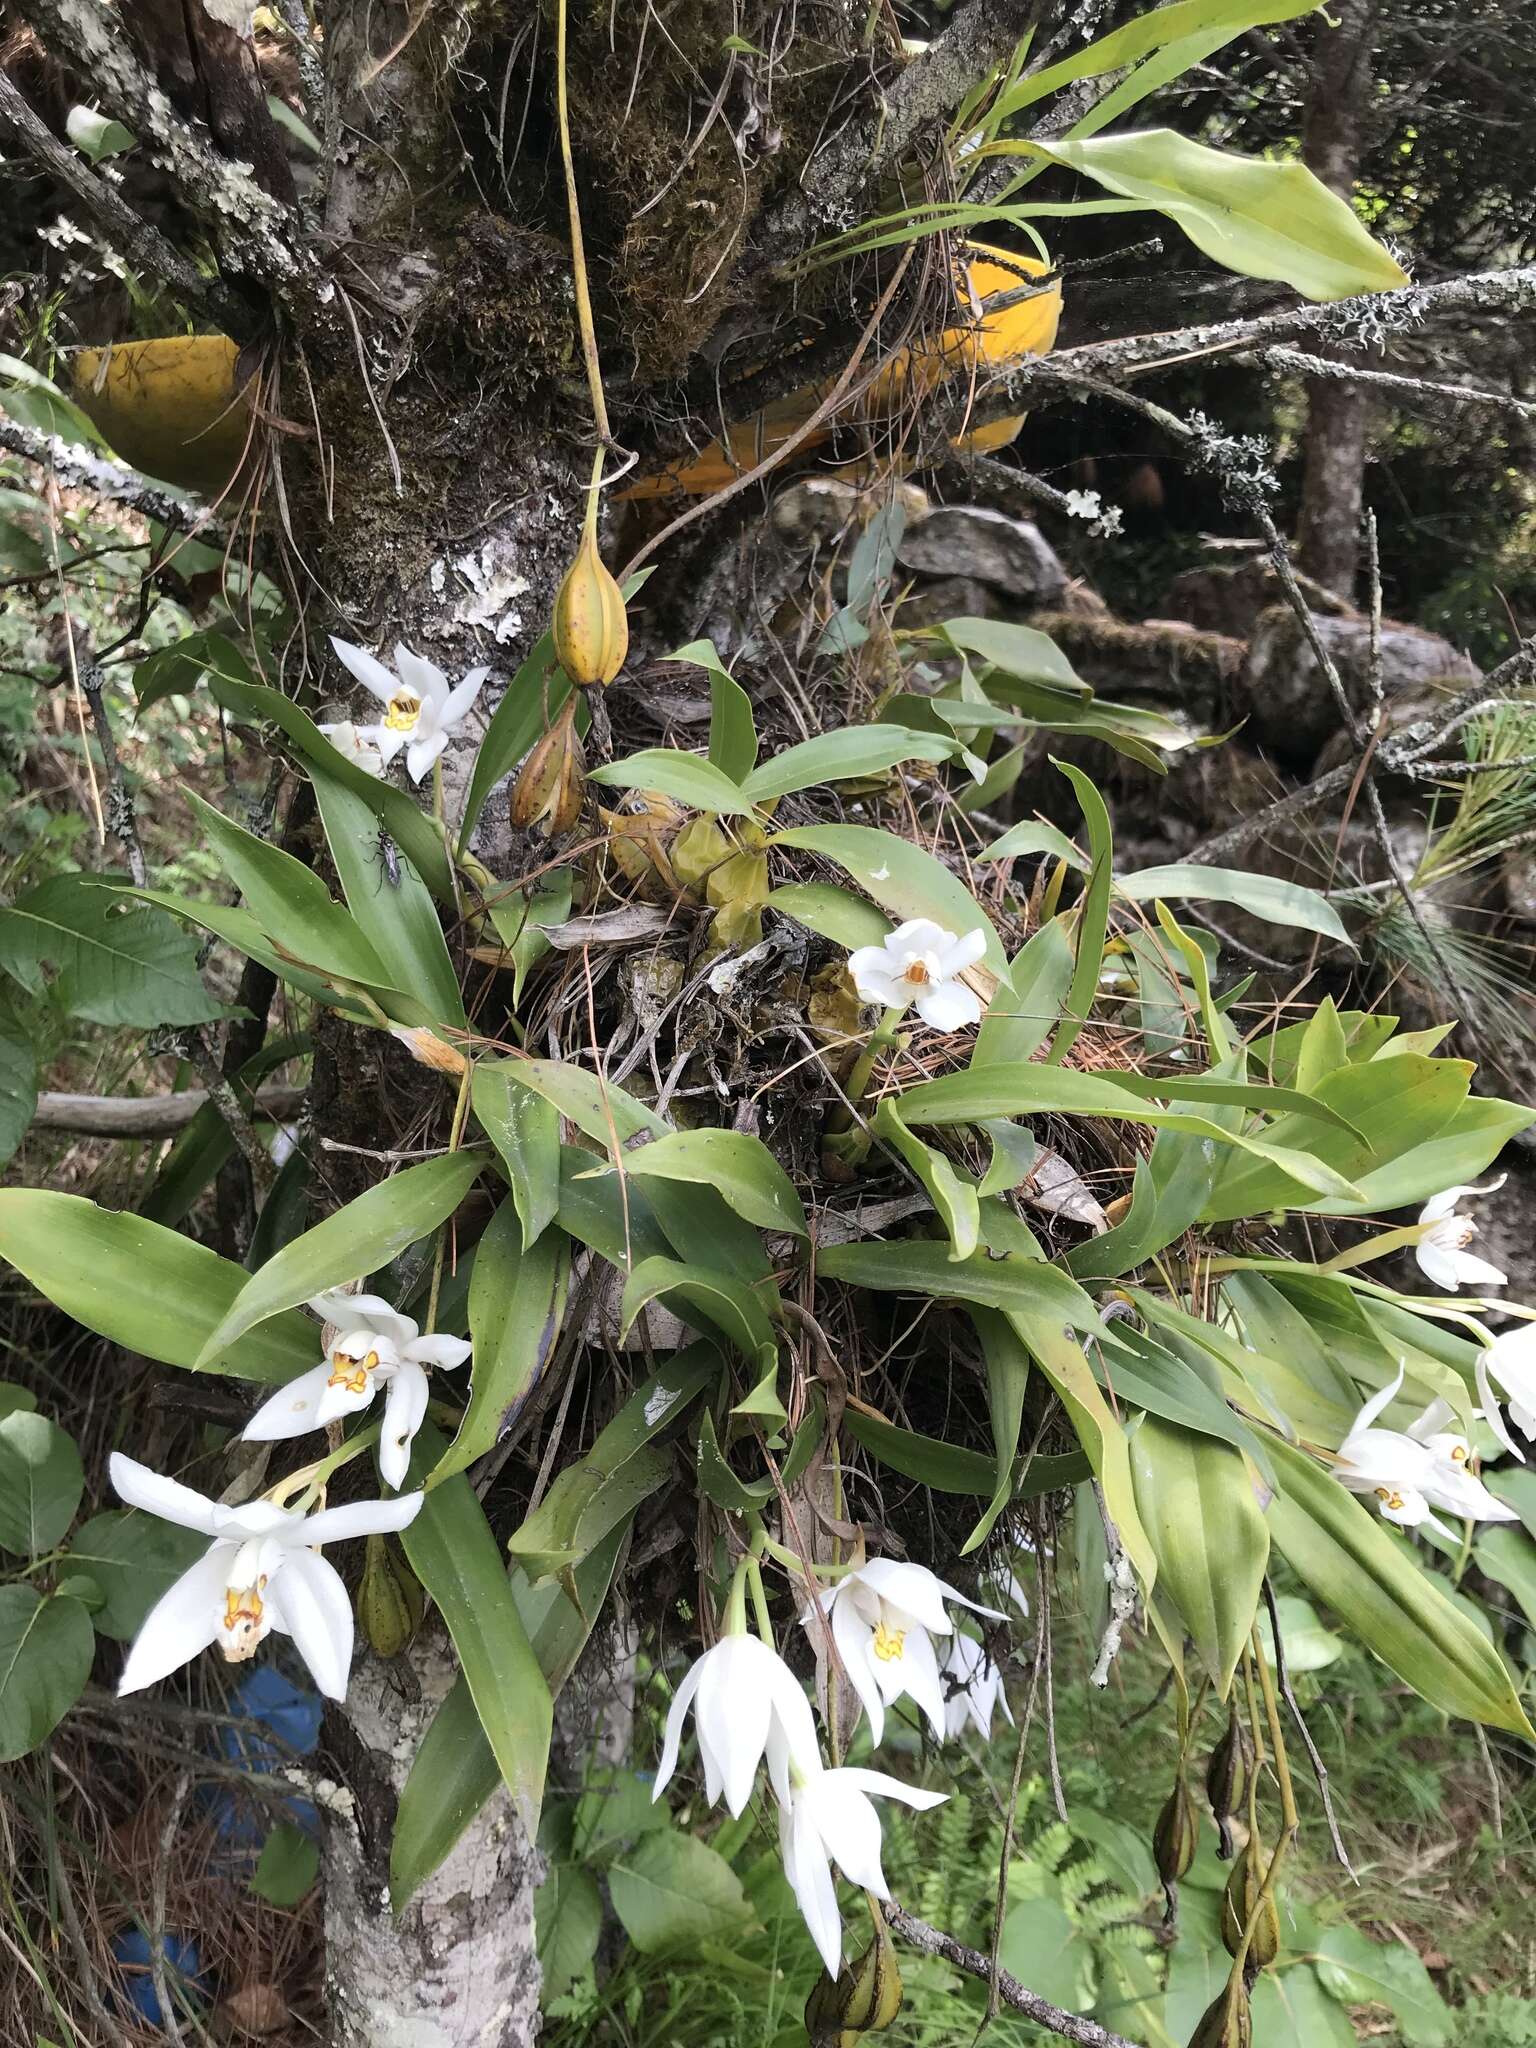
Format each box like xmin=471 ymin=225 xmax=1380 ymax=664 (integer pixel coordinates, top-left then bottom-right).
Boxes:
xmin=1477 ymin=1321 xmax=1536 ymax=1460
xmin=809 ymin=1558 xmax=1004 ymax=1747
xmin=1414 ymin=1178 xmax=1508 ymax=1292
xmin=318 ymin=719 xmax=385 ymax=778
xmin=110 ymin=1453 xmax=422 ymax=1700
xmin=330 ymin=636 xmax=489 ymax=786
xmin=653 ymin=1630 xmax=822 ymax=1817
xmin=1333 ymin=1365 xmax=1517 ymax=1535
xmin=940 ymin=1631 xmax=1015 ymax=1741
xmin=242 ymin=1291 xmax=472 ymax=1489
xmin=777 ymin=1761 xmax=946 ymax=1977
xmin=846 ymin=919 xmax=987 ymax=1032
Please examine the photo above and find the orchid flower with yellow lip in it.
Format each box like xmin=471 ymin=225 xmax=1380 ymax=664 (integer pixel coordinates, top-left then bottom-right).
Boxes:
xmin=808 ymin=1558 xmax=1004 ymax=1747
xmin=652 ymin=1629 xmax=822 ymax=1817
xmin=330 ymin=636 xmax=489 ymax=785
xmin=110 ymin=1453 xmax=422 ymax=1700
xmin=1475 ymin=1319 xmax=1536 ymax=1460
xmin=846 ymin=920 xmax=988 ymax=1032
xmin=940 ymin=1630 xmax=1015 ymax=1741
xmin=1333 ymin=1365 xmax=1517 ymax=1537
xmin=242 ymin=1291 xmax=471 ymax=1489
xmin=1414 ymin=1177 xmax=1507 ymax=1292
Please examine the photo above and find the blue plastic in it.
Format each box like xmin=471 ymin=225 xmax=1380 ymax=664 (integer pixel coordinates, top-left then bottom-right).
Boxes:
xmin=111 ymin=1927 xmax=207 ymax=2026
xmin=202 ymin=1665 xmax=322 ymax=1848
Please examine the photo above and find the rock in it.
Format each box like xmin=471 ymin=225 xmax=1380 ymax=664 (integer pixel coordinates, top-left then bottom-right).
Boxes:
xmin=1167 ymin=553 xmax=1352 ymax=639
xmin=1238 ymin=606 xmax=1479 ymax=769
xmin=897 ymin=504 xmax=1066 ymax=602
xmin=894 ymin=574 xmax=1005 ymax=629
xmin=1023 ymin=610 xmax=1244 ymax=721
xmin=770 ymin=475 xmax=929 ymax=548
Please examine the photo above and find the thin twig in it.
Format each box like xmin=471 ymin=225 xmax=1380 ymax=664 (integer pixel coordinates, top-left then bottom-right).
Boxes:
xmin=885 ymin=1902 xmax=1143 ymax=2048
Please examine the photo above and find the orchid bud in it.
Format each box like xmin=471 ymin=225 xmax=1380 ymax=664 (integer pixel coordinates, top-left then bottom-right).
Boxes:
xmin=1205 ymin=1710 xmax=1253 ymax=1859
xmin=390 ymin=1025 xmax=470 ymax=1077
xmin=1188 ymin=1983 xmax=1252 ymax=2048
xmin=358 ymin=1533 xmax=424 ymax=1657
xmin=1153 ymin=1773 xmax=1199 ymax=1888
xmin=1221 ymin=1835 xmax=1279 ymax=1969
xmin=552 ymin=523 xmax=628 ymax=686
xmin=510 ymin=696 xmax=585 ymax=835
xmin=805 ymin=1904 xmax=903 ymax=2042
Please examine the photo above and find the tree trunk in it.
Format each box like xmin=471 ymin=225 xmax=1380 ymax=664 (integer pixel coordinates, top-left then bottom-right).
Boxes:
xmin=1296 ymin=0 xmax=1377 ymax=600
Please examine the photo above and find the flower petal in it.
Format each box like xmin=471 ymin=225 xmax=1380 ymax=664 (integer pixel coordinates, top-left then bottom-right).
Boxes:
xmin=330 ymin=636 xmax=400 ymax=707
xmin=379 ymin=1361 xmax=430 ymax=1490
xmin=1347 ymin=1362 xmax=1408 ymax=1440
xmin=372 ymin=722 xmax=408 ymax=768
xmin=1414 ymin=1239 xmax=1464 ymax=1291
xmin=405 ymin=730 xmax=450 ymax=785
xmin=935 ymin=927 xmax=988 ymax=977
xmin=1478 ymin=1348 xmax=1526 ymax=1461
xmin=1451 ymin=1250 xmax=1508 ymax=1289
xmin=887 ymin=919 xmax=951 ymax=954
xmin=698 ymin=1640 xmax=773 ymax=1818
xmin=394 ymin=644 xmax=450 ymax=709
xmin=242 ymin=1363 xmax=334 ymax=1444
xmin=913 ymin=980 xmax=982 ymax=1032
xmin=809 ymin=1777 xmax=889 ymax=1896
xmin=310 ymin=1292 xmax=419 ymax=1347
xmin=118 ymin=1541 xmax=232 ymax=1693
xmin=787 ymin=1793 xmax=843 ymax=1976
xmin=300 ymin=1490 xmax=425 ymax=1546
xmin=407 ymin=1334 xmax=473 ymax=1372
xmin=269 ymin=1547 xmax=354 ymax=1700
xmin=442 ymin=670 xmax=489 ymax=725
xmin=853 ymin=1561 xmax=953 ymax=1635
xmin=109 ymin=1453 xmax=219 ymax=1535
xmin=314 ymin=1373 xmax=379 ymax=1428
xmin=833 ymin=1767 xmax=949 ymax=1812
xmin=653 ymin=1657 xmax=704 ymax=1800
xmin=830 ymin=1583 xmax=886 ymax=1748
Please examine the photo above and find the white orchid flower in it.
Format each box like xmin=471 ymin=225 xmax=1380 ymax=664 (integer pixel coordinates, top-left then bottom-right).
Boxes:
xmin=809 ymin=1558 xmax=1004 ymax=1747
xmin=243 ymin=1291 xmax=471 ymax=1490
xmin=331 ymin=636 xmax=489 ymax=785
xmin=1476 ymin=1321 xmax=1536 ymax=1461
xmin=317 ymin=719 xmax=385 ymax=778
xmin=846 ymin=919 xmax=987 ymax=1032
xmin=1414 ymin=1177 xmax=1507 ymax=1292
xmin=778 ymin=1761 xmax=946 ymax=1976
xmin=1333 ymin=1366 xmax=1517 ymax=1536
xmin=653 ymin=1631 xmax=822 ymax=1817
xmin=940 ymin=1631 xmax=1014 ymax=1741
xmin=110 ymin=1453 xmax=422 ymax=1700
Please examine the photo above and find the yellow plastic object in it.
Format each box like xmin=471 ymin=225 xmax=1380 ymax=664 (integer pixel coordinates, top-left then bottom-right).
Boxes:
xmin=622 ymin=247 xmax=1060 ymax=501
xmin=70 ymin=334 xmax=252 ymax=497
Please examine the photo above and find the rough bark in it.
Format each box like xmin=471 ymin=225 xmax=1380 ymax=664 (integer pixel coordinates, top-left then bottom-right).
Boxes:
xmin=1296 ymin=0 xmax=1377 ymax=599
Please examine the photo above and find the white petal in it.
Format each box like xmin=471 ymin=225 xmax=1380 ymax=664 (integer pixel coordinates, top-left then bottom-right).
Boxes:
xmin=1418 ymin=1188 xmax=1462 ymax=1226
xmin=935 ymin=928 xmax=988 ymax=976
xmin=697 ymin=1640 xmax=773 ymax=1817
xmin=766 ymin=1650 xmax=823 ymax=1783
xmin=886 ymin=919 xmax=951 ymax=955
xmin=1349 ymin=1363 xmax=1408 ymax=1438
xmin=809 ymin=1777 xmax=889 ymax=1896
xmin=834 ymin=1766 xmax=949 ymax=1812
xmin=441 ymin=670 xmax=488 ymax=725
xmin=830 ymin=1584 xmax=886 ymax=1748
xmin=931 ymin=1573 xmax=1008 ymax=1622
xmin=379 ymin=1362 xmax=430 ymax=1490
xmin=1414 ymin=1240 xmax=1465 ymax=1291
xmin=311 ymin=1293 xmax=419 ymax=1348
xmin=893 ymin=1621 xmax=947 ymax=1739
xmin=406 ymin=1334 xmax=473 ymax=1372
xmin=405 ymin=730 xmax=449 ymax=785
xmin=269 ymin=1548 xmax=354 ymax=1700
xmin=913 ymin=981 xmax=982 ymax=1032
xmin=118 ymin=1542 xmax=232 ymax=1692
xmin=653 ymin=1658 xmax=704 ymax=1800
xmin=299 ymin=1490 xmax=424 ymax=1546
xmin=787 ymin=1794 xmax=843 ymax=1977
xmin=242 ymin=1363 xmax=335 ymax=1443
xmin=854 ymin=1561 xmax=953 ymax=1635
xmin=1406 ymin=1398 xmax=1456 ymax=1444
xmin=373 ymin=723 xmax=409 ymax=768
xmin=330 ymin=636 xmax=401 ymax=707
xmin=314 ymin=1374 xmax=380 ymax=1428
xmin=109 ymin=1453 xmax=219 ymax=1535
xmin=1451 ymin=1249 xmax=1508 ymax=1289
xmin=1478 ymin=1349 xmax=1526 ymax=1461
xmin=395 ymin=643 xmax=450 ymax=710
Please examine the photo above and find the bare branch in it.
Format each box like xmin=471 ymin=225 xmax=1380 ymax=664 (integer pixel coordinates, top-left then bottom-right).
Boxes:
xmin=32 ymin=1083 xmax=304 ymax=1138
xmin=1244 ymin=345 xmax=1536 ymax=421
xmin=885 ymin=1901 xmax=1144 ymax=2048
xmin=0 ymin=416 xmax=232 ymax=547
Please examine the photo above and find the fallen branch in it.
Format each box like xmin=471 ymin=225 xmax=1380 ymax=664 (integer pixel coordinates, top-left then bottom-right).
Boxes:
xmin=884 ymin=1901 xmax=1143 ymax=2048
xmin=32 ymin=1083 xmax=304 ymax=1138
xmin=0 ymin=418 xmax=232 ymax=547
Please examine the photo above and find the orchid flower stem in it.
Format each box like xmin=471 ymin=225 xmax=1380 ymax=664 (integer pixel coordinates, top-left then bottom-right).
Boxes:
xmin=269 ymin=1423 xmax=382 ymax=1512
xmin=724 ymin=1556 xmax=751 ymax=1637
xmin=425 ymin=1059 xmax=475 ymax=1337
xmin=746 ymin=1558 xmax=774 ymax=1645
xmin=1317 ymin=1224 xmax=1424 ymax=1273
xmin=554 ymin=0 xmax=611 ymax=452
xmin=1225 ymin=1626 xmax=1299 ymax=2012
xmin=835 ymin=1006 xmax=907 ymax=1130
xmin=759 ymin=1530 xmax=855 ymax=1580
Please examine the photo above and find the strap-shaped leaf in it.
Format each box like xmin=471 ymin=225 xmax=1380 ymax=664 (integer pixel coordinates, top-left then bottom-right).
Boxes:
xmin=474 ymin=1064 xmax=561 ymax=1246
xmin=817 ymin=1237 xmax=1099 ymax=1328
xmin=581 ymin=1127 xmax=807 ymax=1239
xmin=433 ymin=1202 xmax=570 ymax=1484
xmin=771 ymin=823 xmax=1005 ymax=971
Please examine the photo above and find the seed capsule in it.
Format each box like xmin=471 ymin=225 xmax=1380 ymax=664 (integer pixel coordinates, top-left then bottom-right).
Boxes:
xmin=510 ymin=695 xmax=585 ymax=835
xmin=1154 ymin=1773 xmax=1200 ymax=1886
xmin=1188 ymin=1982 xmax=1253 ymax=2048
xmin=357 ymin=1533 xmax=424 ymax=1657
xmin=1221 ymin=1836 xmax=1280 ymax=1969
xmin=1205 ymin=1709 xmax=1253 ymax=1859
xmin=552 ymin=523 xmax=628 ymax=686
xmin=805 ymin=1905 xmax=903 ymax=2044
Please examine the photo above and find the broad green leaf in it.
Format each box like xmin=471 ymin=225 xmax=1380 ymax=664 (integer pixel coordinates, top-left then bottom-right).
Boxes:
xmin=771 ymin=824 xmax=1005 ymax=971
xmin=0 ymin=1411 xmax=83 ymax=1555
xmin=66 ymin=1509 xmax=206 ymax=1640
xmin=816 ymin=1238 xmax=1099 ymax=1328
xmin=1097 ymin=1326 xmax=1275 ymax=1474
xmin=764 ymin=882 xmax=890 ymax=953
xmin=252 ymin=1821 xmax=320 ymax=1907
xmin=670 ymin=640 xmax=757 ymax=782
xmin=976 ymin=1119 xmax=1039 ymax=1198
xmin=66 ymin=103 xmax=138 ymax=161
xmin=1295 ymin=995 xmax=1351 ymax=1094
xmin=473 ymin=1064 xmax=561 ymax=1246
xmin=135 ymin=627 xmax=254 ymax=712
xmin=390 ymin=1520 xmax=629 ymax=1910
xmin=1128 ymin=1417 xmax=1268 ymax=1693
xmin=1473 ymin=1525 xmax=1536 ymax=1634
xmin=310 ymin=769 xmax=465 ymax=1030
xmin=503 ymin=1057 xmax=664 ymax=1144
xmin=556 ymin=1146 xmax=673 ymax=1269
xmin=537 ymin=1863 xmax=603 ymax=1998
xmin=1039 ymin=131 xmax=1409 ymax=300
xmin=0 ymin=1190 xmax=316 ymax=1382
xmin=608 ymin=1830 xmax=752 ymax=1952
xmin=872 ymin=1098 xmax=979 ymax=1261
xmin=589 ymin=750 xmax=749 ymax=816
xmin=966 ymin=1309 xmax=1030 ymax=1551
xmin=843 ymin=1408 xmax=997 ymax=1493
xmin=619 ymin=1256 xmax=777 ymax=1363
xmin=0 ymin=877 xmax=224 ymax=1028
xmin=118 ymin=884 xmax=375 ymax=1019
xmin=1311 ymin=1927 xmax=1452 ymax=2046
xmin=1045 ymin=761 xmax=1113 ymax=1064
xmin=977 ymin=819 xmax=1086 ymax=870
xmin=0 ymin=1001 xmax=37 ymax=1165
xmin=399 ymin=1422 xmax=552 ymax=1835
xmin=972 ymin=921 xmax=1075 ymax=1067
xmin=195 ymin=1152 xmax=485 ymax=1365
xmin=434 ymin=1203 xmax=569 ymax=1484
xmin=0 ymin=1588 xmax=93 ymax=1761
xmin=207 ymin=669 xmax=455 ymax=901
xmin=935 ymin=619 xmax=1091 ymax=697
xmin=586 ymin=1128 xmax=806 ymax=1238
xmin=737 ymin=726 xmax=953 ymax=804
xmin=185 ymin=791 xmax=396 ymax=992
xmin=1266 ymin=1436 xmax=1533 ymax=1735
xmin=1119 ymin=862 xmax=1349 ymax=943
